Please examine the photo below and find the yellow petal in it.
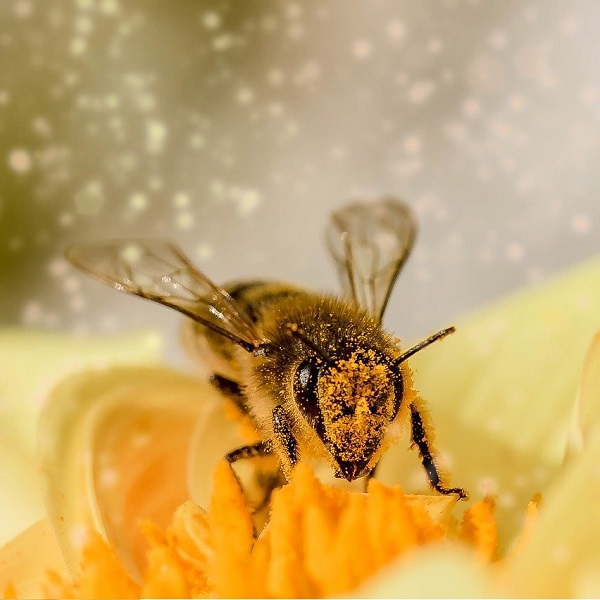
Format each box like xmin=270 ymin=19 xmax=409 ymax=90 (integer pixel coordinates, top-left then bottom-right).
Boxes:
xmin=208 ymin=460 xmax=256 ymax=597
xmin=140 ymin=501 xmax=211 ymax=597
xmin=568 ymin=330 xmax=600 ymax=456
xmin=0 ymin=328 xmax=161 ymax=458
xmin=37 ymin=365 xmax=216 ymax=580
xmin=416 ymin=255 xmax=600 ymax=463
xmin=355 ymin=542 xmax=492 ymax=598
xmin=187 ymin=399 xmax=248 ymax=510
xmin=0 ymin=438 xmax=45 ymax=553
xmin=0 ymin=327 xmax=161 ymax=547
xmin=76 ymin=533 xmax=139 ymax=599
xmin=379 ymin=256 xmax=600 ymax=548
xmin=496 ymin=428 xmax=600 ymax=596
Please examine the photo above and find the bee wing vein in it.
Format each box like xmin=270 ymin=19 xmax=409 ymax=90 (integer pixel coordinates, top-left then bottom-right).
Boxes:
xmin=326 ymin=199 xmax=417 ymax=321
xmin=66 ymin=239 xmax=262 ymax=349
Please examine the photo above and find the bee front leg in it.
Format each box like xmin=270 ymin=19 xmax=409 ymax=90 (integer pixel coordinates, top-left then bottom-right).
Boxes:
xmin=210 ymin=373 xmax=248 ymax=413
xmin=272 ymin=405 xmax=298 ymax=479
xmin=363 ymin=464 xmax=379 ymax=491
xmin=409 ymin=402 xmax=468 ymax=500
xmin=224 ymin=440 xmax=281 ymax=533
xmin=225 ymin=440 xmax=273 ymax=463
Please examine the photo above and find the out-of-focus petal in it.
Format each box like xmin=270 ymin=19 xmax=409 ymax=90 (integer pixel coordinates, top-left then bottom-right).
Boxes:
xmin=37 ymin=365 xmax=216 ymax=580
xmin=354 ymin=542 xmax=491 ymax=598
xmin=0 ymin=438 xmax=44 ymax=552
xmin=379 ymin=256 xmax=600 ymax=548
xmin=568 ymin=330 xmax=600 ymax=456
xmin=0 ymin=519 xmax=70 ymax=599
xmin=0 ymin=327 xmax=161 ymax=546
xmin=496 ymin=430 xmax=600 ymax=597
xmin=188 ymin=402 xmax=249 ymax=510
xmin=415 ymin=255 xmax=600 ymax=465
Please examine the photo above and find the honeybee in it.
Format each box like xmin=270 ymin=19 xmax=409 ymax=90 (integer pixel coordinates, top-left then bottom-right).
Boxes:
xmin=67 ymin=199 xmax=467 ymax=500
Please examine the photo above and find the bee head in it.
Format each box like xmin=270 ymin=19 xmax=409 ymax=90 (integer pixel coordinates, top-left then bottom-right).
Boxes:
xmin=293 ymin=347 xmax=403 ymax=482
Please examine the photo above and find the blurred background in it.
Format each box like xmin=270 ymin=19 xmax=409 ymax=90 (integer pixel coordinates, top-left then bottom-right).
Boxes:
xmin=2 ymin=0 xmax=600 ymax=364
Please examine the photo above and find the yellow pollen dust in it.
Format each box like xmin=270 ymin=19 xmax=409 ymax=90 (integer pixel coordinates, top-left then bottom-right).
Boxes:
xmin=318 ymin=349 xmax=394 ymax=459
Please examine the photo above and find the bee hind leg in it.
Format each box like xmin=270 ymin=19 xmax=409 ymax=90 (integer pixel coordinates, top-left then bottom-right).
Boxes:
xmin=409 ymin=402 xmax=468 ymax=500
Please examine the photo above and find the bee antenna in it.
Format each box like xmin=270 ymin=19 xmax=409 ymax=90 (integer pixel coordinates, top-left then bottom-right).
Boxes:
xmin=395 ymin=326 xmax=456 ymax=366
xmin=286 ymin=323 xmax=334 ymax=365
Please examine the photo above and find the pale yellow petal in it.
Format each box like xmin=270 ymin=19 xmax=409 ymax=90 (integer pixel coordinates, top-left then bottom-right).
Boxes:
xmin=0 ymin=327 xmax=161 ymax=547
xmin=355 ymin=542 xmax=492 ymax=598
xmin=37 ymin=365 xmax=216 ymax=580
xmin=0 ymin=438 xmax=45 ymax=551
xmin=187 ymin=400 xmax=247 ymax=510
xmin=497 ymin=430 xmax=600 ymax=597
xmin=414 ymin=255 xmax=600 ymax=465
xmin=0 ymin=328 xmax=161 ymax=457
xmin=379 ymin=256 xmax=600 ymax=548
xmin=568 ymin=330 xmax=600 ymax=457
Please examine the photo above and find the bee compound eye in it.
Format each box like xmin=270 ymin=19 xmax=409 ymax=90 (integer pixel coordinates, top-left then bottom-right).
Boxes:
xmin=294 ymin=358 xmax=319 ymax=396
xmin=293 ymin=358 xmax=324 ymax=428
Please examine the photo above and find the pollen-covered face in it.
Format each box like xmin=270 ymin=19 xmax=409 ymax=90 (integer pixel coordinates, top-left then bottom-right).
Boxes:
xmin=317 ymin=348 xmax=400 ymax=480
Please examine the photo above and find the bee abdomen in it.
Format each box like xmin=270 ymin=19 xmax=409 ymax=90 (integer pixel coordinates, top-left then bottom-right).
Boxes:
xmin=225 ymin=280 xmax=307 ymax=324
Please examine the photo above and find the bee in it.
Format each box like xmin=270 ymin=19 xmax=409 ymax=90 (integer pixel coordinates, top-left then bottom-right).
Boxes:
xmin=67 ymin=199 xmax=467 ymax=500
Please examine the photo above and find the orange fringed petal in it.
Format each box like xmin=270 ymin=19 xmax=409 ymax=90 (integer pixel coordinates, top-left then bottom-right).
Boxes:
xmin=0 ymin=519 xmax=72 ymax=600
xmin=507 ymin=494 xmax=541 ymax=558
xmin=247 ymin=464 xmax=456 ymax=598
xmin=139 ymin=523 xmax=192 ymax=599
xmin=139 ymin=503 xmax=211 ymax=598
xmin=208 ymin=461 xmax=256 ymax=598
xmin=263 ymin=465 xmax=322 ymax=597
xmin=38 ymin=463 xmax=515 ymax=598
xmin=74 ymin=534 xmax=139 ymax=599
xmin=461 ymin=498 xmax=498 ymax=562
xmin=38 ymin=532 xmax=139 ymax=598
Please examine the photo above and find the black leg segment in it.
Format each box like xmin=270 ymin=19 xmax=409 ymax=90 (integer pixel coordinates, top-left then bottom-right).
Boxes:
xmin=362 ymin=462 xmax=379 ymax=491
xmin=272 ymin=405 xmax=298 ymax=475
xmin=210 ymin=373 xmax=248 ymax=413
xmin=410 ymin=403 xmax=468 ymax=500
xmin=225 ymin=439 xmax=273 ymax=464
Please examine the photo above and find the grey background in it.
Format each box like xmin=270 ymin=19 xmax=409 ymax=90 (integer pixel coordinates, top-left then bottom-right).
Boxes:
xmin=2 ymin=0 xmax=600 ymax=365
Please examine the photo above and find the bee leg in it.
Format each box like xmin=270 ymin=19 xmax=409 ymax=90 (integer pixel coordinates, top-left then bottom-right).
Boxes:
xmin=225 ymin=440 xmax=276 ymax=509
xmin=272 ymin=405 xmax=298 ymax=478
xmin=224 ymin=440 xmax=278 ymax=534
xmin=225 ymin=439 xmax=273 ymax=463
xmin=409 ymin=403 xmax=468 ymax=500
xmin=210 ymin=373 xmax=248 ymax=413
xmin=363 ymin=463 xmax=379 ymax=491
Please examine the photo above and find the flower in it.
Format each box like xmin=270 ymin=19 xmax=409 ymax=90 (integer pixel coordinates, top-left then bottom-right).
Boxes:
xmin=2 ymin=255 xmax=600 ymax=597
xmin=0 ymin=328 xmax=163 ymax=597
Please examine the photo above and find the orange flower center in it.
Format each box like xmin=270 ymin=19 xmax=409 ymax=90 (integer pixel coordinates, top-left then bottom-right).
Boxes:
xmin=32 ymin=460 xmax=540 ymax=599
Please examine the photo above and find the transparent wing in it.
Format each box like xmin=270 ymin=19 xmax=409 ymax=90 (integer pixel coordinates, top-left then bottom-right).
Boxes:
xmin=326 ymin=199 xmax=417 ymax=322
xmin=66 ymin=240 xmax=263 ymax=351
